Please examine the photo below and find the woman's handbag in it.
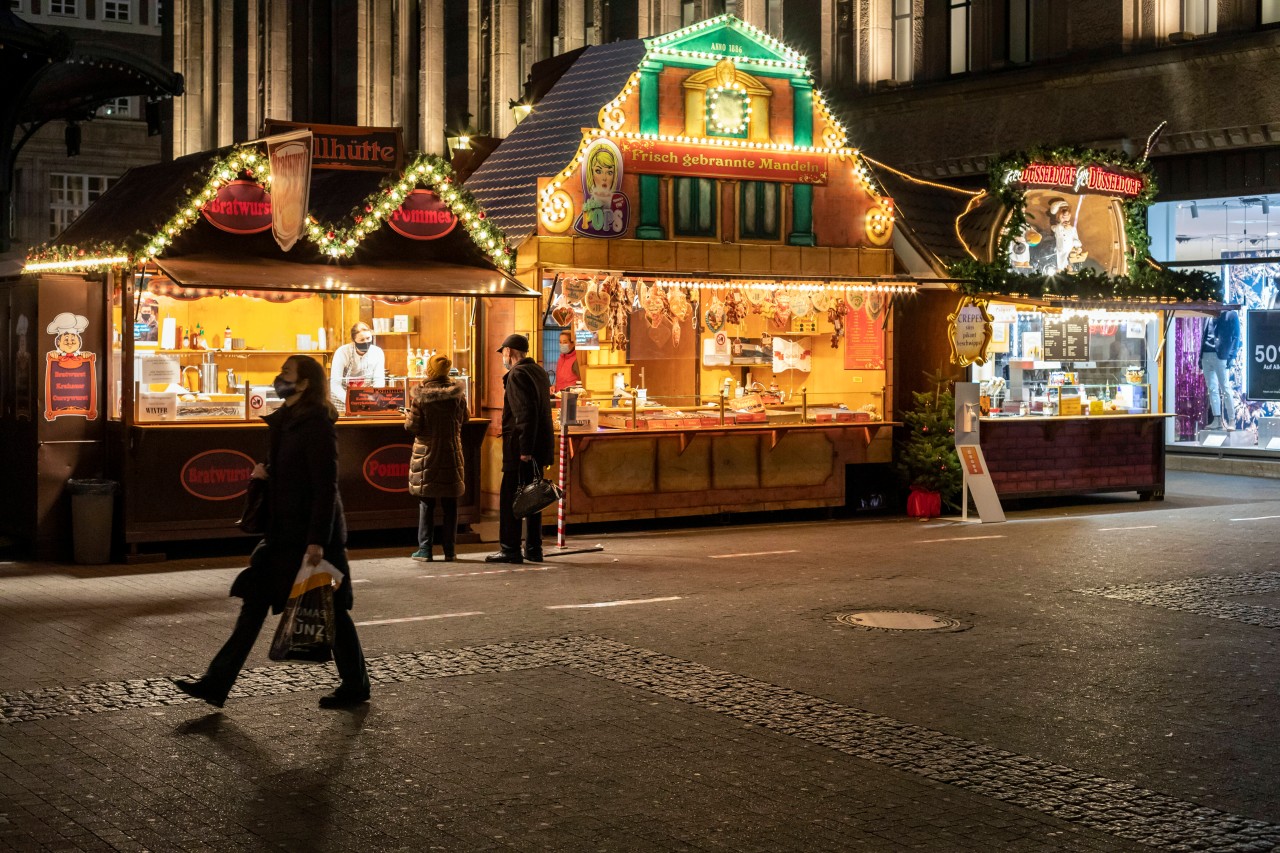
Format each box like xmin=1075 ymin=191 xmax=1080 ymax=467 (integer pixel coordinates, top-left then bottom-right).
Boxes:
xmin=236 ymin=477 xmax=268 ymax=535
xmin=512 ymin=466 xmax=563 ymax=519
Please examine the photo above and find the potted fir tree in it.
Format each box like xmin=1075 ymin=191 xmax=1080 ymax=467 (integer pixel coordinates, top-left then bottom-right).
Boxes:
xmin=897 ymin=370 xmax=962 ymax=518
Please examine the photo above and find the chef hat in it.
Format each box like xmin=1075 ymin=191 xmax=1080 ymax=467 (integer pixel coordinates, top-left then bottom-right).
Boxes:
xmin=46 ymin=312 xmax=89 ymax=336
xmin=1047 ymin=198 xmax=1069 ymax=216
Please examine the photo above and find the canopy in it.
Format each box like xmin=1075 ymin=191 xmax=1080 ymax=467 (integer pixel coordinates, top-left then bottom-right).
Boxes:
xmin=154 ymin=255 xmax=535 ymax=298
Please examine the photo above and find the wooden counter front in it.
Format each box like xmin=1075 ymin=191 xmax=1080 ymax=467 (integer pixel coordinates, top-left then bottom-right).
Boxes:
xmin=111 ymin=418 xmax=489 ymax=546
xmin=978 ymin=414 xmax=1171 ymax=501
xmin=557 ymin=421 xmax=895 ymax=524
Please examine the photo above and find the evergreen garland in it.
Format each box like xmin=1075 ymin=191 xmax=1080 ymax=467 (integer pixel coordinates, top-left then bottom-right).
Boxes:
xmin=948 ymin=146 xmax=1221 ymax=303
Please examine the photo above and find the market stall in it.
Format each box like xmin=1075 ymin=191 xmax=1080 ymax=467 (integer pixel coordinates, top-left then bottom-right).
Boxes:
xmin=465 ymin=15 xmax=915 ymax=522
xmin=875 ymin=147 xmax=1223 ymax=503
xmin=5 ymin=126 xmax=534 ymax=560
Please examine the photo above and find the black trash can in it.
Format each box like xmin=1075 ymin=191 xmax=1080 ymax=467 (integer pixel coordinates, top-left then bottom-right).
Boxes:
xmin=67 ymin=479 xmax=118 ymax=565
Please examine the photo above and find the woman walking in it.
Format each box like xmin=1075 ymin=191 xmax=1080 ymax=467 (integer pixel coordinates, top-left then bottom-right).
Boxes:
xmin=174 ymin=355 xmax=370 ymax=709
xmin=407 ymin=354 xmax=468 ymax=562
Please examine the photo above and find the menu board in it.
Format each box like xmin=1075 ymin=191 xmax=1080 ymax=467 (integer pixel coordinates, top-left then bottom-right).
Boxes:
xmin=1042 ymin=317 xmax=1090 ymax=362
xmin=346 ymin=386 xmax=406 ymax=416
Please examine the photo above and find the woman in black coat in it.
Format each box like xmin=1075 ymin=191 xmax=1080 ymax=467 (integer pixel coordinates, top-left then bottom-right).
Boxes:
xmin=173 ymin=355 xmax=370 ymax=709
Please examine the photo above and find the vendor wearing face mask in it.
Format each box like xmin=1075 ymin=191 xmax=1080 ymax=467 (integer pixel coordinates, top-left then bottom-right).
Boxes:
xmin=553 ymin=330 xmax=582 ymax=393
xmin=329 ymin=322 xmax=386 ymax=412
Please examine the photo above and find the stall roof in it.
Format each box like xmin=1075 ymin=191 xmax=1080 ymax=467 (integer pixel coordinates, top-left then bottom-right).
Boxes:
xmin=863 ymin=158 xmax=998 ymax=272
xmin=154 ymin=255 xmax=536 ymax=298
xmin=464 ymin=39 xmax=648 ymax=247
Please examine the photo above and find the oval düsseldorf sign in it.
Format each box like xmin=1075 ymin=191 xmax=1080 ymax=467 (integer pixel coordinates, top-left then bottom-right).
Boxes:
xmin=363 ymin=444 xmax=412 ymax=493
xmin=387 ymin=189 xmax=457 ymax=240
xmin=202 ymin=180 xmax=273 ymax=235
xmin=181 ymin=449 xmax=256 ymax=501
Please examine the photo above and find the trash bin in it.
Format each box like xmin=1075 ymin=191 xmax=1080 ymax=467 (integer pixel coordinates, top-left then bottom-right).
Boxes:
xmin=67 ymin=479 xmax=118 ymax=565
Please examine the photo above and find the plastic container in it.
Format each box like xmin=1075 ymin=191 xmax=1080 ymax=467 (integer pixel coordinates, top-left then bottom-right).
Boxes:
xmin=67 ymin=479 xmax=117 ymax=565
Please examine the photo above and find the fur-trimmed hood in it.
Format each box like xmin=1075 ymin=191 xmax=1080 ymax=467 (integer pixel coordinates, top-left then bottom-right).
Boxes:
xmin=412 ymin=379 xmax=464 ymax=404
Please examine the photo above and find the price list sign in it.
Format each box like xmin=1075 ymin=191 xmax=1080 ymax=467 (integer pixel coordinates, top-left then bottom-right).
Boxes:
xmin=1042 ymin=316 xmax=1091 ymax=362
xmin=1246 ymin=310 xmax=1280 ymax=401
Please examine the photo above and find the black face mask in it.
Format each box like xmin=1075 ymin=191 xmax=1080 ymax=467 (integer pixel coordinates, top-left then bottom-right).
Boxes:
xmin=354 ymin=340 xmax=371 ymax=354
xmin=273 ymin=375 xmax=297 ymax=399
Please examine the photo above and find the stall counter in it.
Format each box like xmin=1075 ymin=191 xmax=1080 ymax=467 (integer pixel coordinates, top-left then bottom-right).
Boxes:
xmin=110 ymin=418 xmax=490 ymax=551
xmin=556 ymin=420 xmax=895 ymax=524
xmin=978 ymin=413 xmax=1172 ymax=501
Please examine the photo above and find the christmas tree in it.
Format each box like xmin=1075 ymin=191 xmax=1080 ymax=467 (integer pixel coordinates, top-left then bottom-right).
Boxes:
xmin=897 ymin=369 xmax=962 ymax=509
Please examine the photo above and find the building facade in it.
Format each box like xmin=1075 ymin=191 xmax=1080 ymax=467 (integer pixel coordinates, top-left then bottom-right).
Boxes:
xmin=3 ymin=0 xmax=167 ymax=274
xmin=167 ymin=0 xmax=788 ymax=156
xmin=815 ymin=0 xmax=1279 ymax=454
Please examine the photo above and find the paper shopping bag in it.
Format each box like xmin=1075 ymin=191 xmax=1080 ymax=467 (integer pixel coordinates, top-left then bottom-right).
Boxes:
xmin=269 ymin=558 xmax=339 ymax=663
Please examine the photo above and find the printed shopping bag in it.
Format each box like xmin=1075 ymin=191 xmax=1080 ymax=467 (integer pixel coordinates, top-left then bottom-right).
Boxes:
xmin=269 ymin=558 xmax=339 ymax=663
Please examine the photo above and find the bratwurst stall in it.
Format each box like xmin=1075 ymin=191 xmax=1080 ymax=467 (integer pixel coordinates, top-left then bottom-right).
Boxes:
xmin=9 ymin=125 xmax=533 ymax=559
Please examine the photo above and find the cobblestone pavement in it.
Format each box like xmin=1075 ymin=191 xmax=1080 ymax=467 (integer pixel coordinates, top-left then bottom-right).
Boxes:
xmin=1 ymin=470 xmax=1278 ymax=851
xmin=2 ymin=635 xmax=1278 ymax=851
xmin=1078 ymin=572 xmax=1280 ymax=629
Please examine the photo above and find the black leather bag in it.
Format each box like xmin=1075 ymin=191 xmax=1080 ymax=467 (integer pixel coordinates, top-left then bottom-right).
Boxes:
xmin=512 ymin=467 xmax=562 ymax=519
xmin=236 ymin=477 xmax=269 ymax=535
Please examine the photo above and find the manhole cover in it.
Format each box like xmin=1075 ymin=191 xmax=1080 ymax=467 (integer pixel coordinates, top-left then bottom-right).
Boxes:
xmin=833 ymin=610 xmax=965 ymax=632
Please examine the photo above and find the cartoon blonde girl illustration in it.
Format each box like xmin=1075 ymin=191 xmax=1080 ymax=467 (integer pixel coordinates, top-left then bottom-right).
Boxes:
xmin=575 ymin=139 xmax=628 ymax=237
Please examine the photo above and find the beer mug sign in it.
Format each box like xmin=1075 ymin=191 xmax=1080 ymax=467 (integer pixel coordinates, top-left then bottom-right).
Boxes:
xmin=267 ymin=131 xmax=313 ymax=252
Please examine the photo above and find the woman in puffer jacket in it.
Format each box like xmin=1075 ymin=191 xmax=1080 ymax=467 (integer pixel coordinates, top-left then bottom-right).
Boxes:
xmin=406 ymin=353 xmax=468 ymax=561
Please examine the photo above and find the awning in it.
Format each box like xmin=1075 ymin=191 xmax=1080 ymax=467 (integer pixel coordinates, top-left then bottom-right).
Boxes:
xmin=154 ymin=254 xmax=537 ymax=298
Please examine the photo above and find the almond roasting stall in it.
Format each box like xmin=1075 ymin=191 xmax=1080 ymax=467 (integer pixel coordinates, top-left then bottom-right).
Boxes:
xmin=4 ymin=125 xmax=535 ymax=560
xmin=464 ymin=16 xmax=919 ymax=525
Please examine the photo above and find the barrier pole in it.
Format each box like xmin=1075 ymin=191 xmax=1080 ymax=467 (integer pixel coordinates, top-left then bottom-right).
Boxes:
xmin=548 ymin=390 xmax=603 ymax=557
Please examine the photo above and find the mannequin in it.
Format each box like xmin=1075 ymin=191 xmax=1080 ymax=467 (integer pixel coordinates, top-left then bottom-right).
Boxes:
xmin=1199 ymin=310 xmax=1240 ymax=430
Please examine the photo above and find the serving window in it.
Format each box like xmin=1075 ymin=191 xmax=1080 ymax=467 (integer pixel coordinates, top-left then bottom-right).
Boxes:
xmin=111 ymin=275 xmax=476 ymax=424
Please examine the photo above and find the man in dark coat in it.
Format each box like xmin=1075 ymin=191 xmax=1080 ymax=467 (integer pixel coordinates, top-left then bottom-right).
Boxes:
xmin=487 ymin=333 xmax=554 ymax=563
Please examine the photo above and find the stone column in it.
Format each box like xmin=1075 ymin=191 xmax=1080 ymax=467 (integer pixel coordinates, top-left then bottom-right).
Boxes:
xmin=491 ymin=0 xmax=520 ymax=137
xmin=359 ymin=0 xmax=395 ymax=127
xmin=217 ymin=0 xmax=236 ymax=145
xmin=262 ymin=0 xmax=291 ymax=126
xmin=422 ymin=0 xmax=447 ymax=153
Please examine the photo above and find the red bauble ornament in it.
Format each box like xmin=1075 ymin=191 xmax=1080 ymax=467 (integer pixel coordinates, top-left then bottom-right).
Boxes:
xmin=478 ymin=212 xmax=486 ymax=220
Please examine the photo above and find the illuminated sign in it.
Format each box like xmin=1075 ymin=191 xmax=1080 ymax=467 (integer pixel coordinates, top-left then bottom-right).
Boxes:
xmin=616 ymin=137 xmax=828 ymax=185
xmin=1005 ymin=163 xmax=1144 ymax=198
xmin=388 ymin=190 xmax=458 ymax=240
xmin=362 ymin=444 xmax=412 ymax=493
xmin=202 ymin=180 xmax=272 ymax=235
xmin=264 ymin=120 xmax=404 ymax=172
xmin=180 ymin=449 xmax=256 ymax=501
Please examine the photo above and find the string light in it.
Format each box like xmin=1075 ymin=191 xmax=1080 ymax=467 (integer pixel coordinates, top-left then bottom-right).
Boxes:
xmin=26 ymin=148 xmax=514 ymax=273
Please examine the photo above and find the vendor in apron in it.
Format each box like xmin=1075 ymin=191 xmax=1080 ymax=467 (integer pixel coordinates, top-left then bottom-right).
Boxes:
xmin=329 ymin=322 xmax=386 ymax=412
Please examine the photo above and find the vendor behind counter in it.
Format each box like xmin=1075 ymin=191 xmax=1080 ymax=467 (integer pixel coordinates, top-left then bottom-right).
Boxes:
xmin=330 ymin=321 xmax=386 ymax=412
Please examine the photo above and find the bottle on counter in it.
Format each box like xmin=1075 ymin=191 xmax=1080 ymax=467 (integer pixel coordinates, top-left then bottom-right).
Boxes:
xmin=223 ymin=325 xmax=232 ymax=352
xmin=407 ymin=348 xmax=417 ymax=379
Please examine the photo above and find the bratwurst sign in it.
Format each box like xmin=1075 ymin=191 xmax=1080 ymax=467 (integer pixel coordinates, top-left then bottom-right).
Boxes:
xmin=615 ymin=136 xmax=829 ymax=185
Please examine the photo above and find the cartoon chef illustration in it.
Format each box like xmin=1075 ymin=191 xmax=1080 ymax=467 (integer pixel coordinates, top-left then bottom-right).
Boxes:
xmin=47 ymin=312 xmax=90 ymax=365
xmin=1047 ymin=197 xmax=1084 ymax=273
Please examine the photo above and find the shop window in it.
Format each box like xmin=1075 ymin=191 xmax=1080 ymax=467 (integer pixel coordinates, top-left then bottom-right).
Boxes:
xmin=740 ymin=182 xmax=781 ymax=241
xmin=47 ymin=0 xmax=77 ymax=15
xmin=1181 ymin=0 xmax=1216 ymax=34
xmin=1262 ymin=0 xmax=1280 ymax=25
xmin=892 ymin=0 xmax=913 ymax=82
xmin=950 ymin=0 xmax=971 ymax=74
xmin=673 ymin=178 xmax=717 ymax=238
xmin=49 ymin=174 xmax=114 ymax=238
